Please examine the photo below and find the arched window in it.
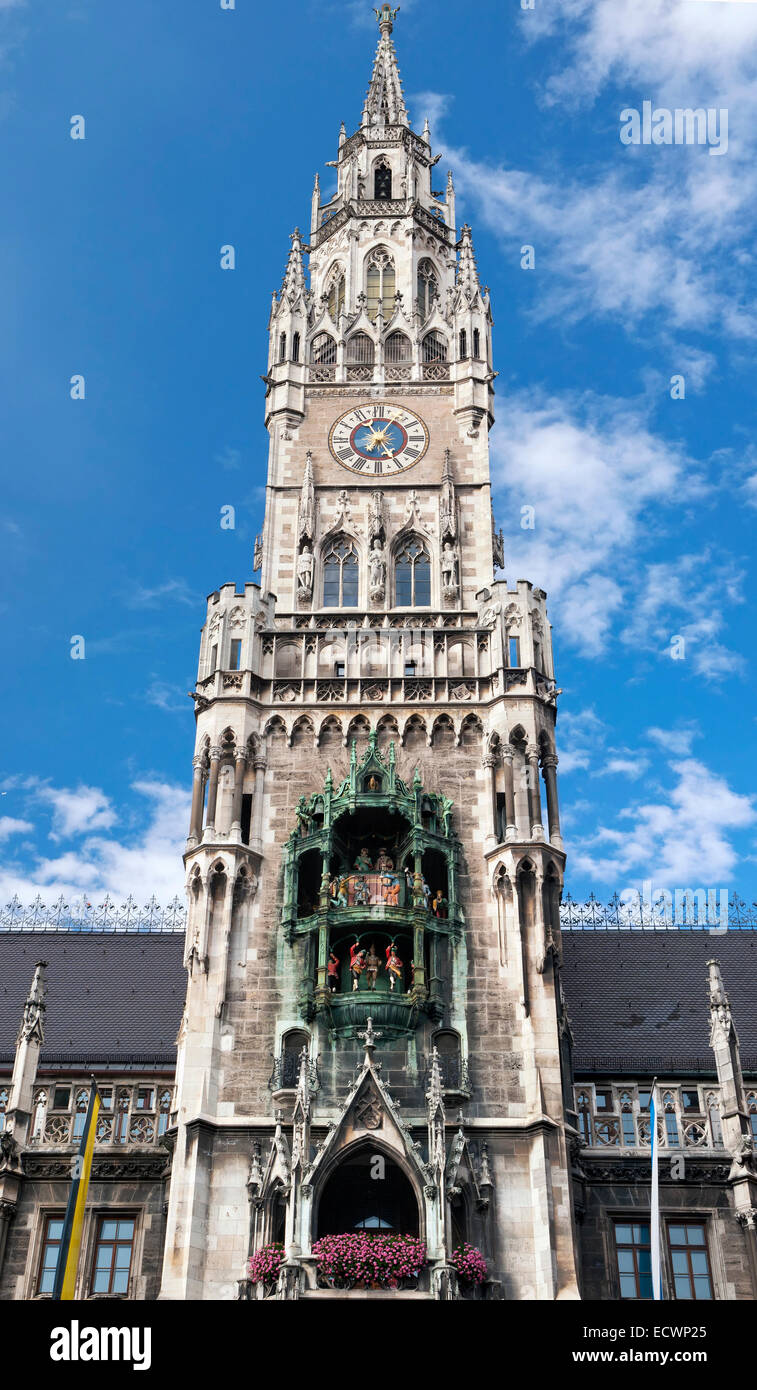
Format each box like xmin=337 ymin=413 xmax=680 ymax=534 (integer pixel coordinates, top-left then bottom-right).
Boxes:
xmin=385 ymin=331 xmax=410 ymax=363
xmin=458 ymin=328 xmax=468 ymax=359
xmin=346 ymin=332 xmax=375 ymax=365
xmin=433 ymin=1030 xmax=463 ymax=1090
xmin=374 ymin=159 xmax=392 ymax=200
xmin=292 ymin=331 xmax=300 ymax=363
xmin=311 ymin=331 xmax=337 ymax=365
xmin=327 ymin=270 xmax=345 ymax=322
xmin=157 ymin=1089 xmax=172 ymax=1138
xmin=278 ymin=332 xmax=287 ymax=361
xmin=281 ymin=1029 xmax=310 ymax=1088
xmin=323 ymin=536 xmax=359 ymax=607
xmin=448 ymin=639 xmax=473 ymax=677
xmin=365 ymin=247 xmax=395 ymax=321
xmin=395 ymin=538 xmax=430 ymax=607
xmin=472 ymin=327 xmax=481 ymax=357
xmin=417 ymin=259 xmax=438 ymax=319
xmin=422 ymin=331 xmax=447 ymax=363
xmin=0 ymin=1087 xmax=7 ymax=1133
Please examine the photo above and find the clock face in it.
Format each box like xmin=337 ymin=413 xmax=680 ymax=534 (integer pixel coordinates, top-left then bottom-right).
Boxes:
xmin=328 ymin=403 xmax=429 ymax=475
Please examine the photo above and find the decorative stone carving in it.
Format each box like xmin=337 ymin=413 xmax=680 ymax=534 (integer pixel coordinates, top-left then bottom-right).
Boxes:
xmin=297 ymin=544 xmax=314 ymax=602
xmin=441 ymin=540 xmax=459 ymax=603
xmin=368 ymin=537 xmax=386 ymax=603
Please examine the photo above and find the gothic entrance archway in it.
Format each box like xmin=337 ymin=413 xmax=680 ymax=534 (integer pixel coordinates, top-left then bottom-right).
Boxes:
xmin=316 ymin=1145 xmax=420 ymax=1237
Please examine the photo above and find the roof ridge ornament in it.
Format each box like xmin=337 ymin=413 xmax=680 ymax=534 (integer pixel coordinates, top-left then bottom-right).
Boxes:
xmin=363 ymin=6 xmax=409 ymax=130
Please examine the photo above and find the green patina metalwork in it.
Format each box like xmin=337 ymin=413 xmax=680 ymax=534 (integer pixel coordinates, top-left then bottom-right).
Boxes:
xmin=281 ymin=732 xmax=463 ymax=1038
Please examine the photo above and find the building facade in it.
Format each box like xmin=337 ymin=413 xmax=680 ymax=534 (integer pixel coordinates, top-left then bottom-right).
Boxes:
xmin=1 ymin=8 xmax=756 ymax=1303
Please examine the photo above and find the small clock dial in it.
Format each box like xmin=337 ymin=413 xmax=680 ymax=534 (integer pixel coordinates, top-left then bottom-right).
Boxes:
xmin=328 ymin=403 xmax=429 ymax=475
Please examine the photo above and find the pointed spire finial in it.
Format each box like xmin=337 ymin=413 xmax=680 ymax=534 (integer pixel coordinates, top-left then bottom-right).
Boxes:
xmin=364 ymin=7 xmax=408 ymax=129
xmin=281 ymin=227 xmax=307 ymax=301
xmin=422 ymin=116 xmax=431 ymax=143
xmin=707 ymin=958 xmax=734 ymax=1032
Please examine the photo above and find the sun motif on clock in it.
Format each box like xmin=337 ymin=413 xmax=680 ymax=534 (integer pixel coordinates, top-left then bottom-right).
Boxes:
xmin=328 ymin=403 xmax=429 ymax=475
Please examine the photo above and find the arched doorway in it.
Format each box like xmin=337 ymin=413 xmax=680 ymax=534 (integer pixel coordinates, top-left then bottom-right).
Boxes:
xmin=316 ymin=1145 xmax=420 ymax=1237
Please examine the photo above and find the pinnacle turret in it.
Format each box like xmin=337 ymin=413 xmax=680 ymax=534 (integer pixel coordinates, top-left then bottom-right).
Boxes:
xmin=456 ymin=224 xmax=482 ymax=302
xmin=362 ymin=5 xmax=409 ymax=130
xmin=280 ymin=227 xmax=307 ymax=302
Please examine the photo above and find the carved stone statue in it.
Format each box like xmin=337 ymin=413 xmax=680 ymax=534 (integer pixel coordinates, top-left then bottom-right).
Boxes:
xmin=368 ymin=537 xmax=386 ymax=600
xmin=297 ymin=544 xmax=314 ymax=598
xmin=365 ymin=942 xmax=381 ymax=991
xmin=441 ymin=540 xmax=459 ymax=594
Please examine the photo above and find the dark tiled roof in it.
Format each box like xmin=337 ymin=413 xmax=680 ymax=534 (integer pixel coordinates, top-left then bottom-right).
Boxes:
xmin=562 ymin=929 xmax=757 ymax=1075
xmin=0 ymin=933 xmax=186 ymax=1068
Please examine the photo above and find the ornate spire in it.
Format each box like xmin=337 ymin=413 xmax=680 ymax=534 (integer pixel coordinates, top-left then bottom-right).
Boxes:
xmin=363 ymin=7 xmax=409 ymax=130
xmin=18 ymin=960 xmax=46 ymax=1045
xmin=357 ymin=1016 xmax=382 ymax=1059
xmin=456 ymin=224 xmax=482 ymax=302
xmin=280 ymin=227 xmax=307 ymax=301
xmin=440 ymin=448 xmax=457 ymax=543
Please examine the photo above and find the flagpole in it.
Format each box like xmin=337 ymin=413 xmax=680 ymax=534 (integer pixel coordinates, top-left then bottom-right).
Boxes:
xmin=650 ymin=1076 xmax=663 ymax=1300
xmin=52 ymin=1076 xmax=101 ymax=1301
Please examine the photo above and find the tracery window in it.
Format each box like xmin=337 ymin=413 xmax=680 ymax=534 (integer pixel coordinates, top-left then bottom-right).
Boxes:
xmin=395 ymin=538 xmax=430 ymax=607
xmin=311 ymin=332 xmax=337 ymax=365
xmin=323 ymin=536 xmax=359 ymax=608
xmin=292 ymin=331 xmax=300 ymax=363
xmin=458 ymin=328 xmax=468 ymax=359
xmin=417 ymin=259 xmax=438 ymax=320
xmin=748 ymin=1091 xmax=757 ymax=1142
xmin=365 ymin=247 xmax=396 ymax=321
xmin=0 ymin=1087 xmax=7 ymax=1133
xmin=422 ymin=330 xmax=447 ymax=363
xmin=346 ymin=332 xmax=375 ymax=365
xmin=279 ymin=332 xmax=287 ymax=361
xmin=385 ymin=331 xmax=411 ymax=363
xmin=374 ymin=159 xmax=392 ymax=200
xmin=72 ymin=1087 xmax=89 ymax=1140
xmin=327 ymin=270 xmax=345 ymax=322
xmin=472 ymin=327 xmax=481 ymax=357
xmin=157 ymin=1089 xmax=172 ymax=1138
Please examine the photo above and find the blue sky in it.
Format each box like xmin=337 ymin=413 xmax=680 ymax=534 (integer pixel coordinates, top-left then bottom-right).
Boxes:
xmin=1 ymin=0 xmax=756 ymax=910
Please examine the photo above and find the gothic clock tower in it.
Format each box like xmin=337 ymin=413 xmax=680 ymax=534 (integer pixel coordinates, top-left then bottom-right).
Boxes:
xmin=160 ymin=5 xmax=580 ymax=1301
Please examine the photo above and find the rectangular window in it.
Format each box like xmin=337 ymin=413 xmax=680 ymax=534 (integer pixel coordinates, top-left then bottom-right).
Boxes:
xmin=335 ymin=662 xmax=345 ymax=678
xmin=211 ymin=644 xmax=218 ymax=672
xmin=508 ymin=636 xmax=520 ymax=667
xmin=614 ymin=1222 xmax=652 ymax=1299
xmin=404 ymin=661 xmax=417 ymax=677
xmin=136 ymin=1088 xmax=154 ymax=1111
xmin=229 ymin=639 xmax=242 ymax=671
xmin=665 ymin=1112 xmax=679 ymax=1146
xmin=52 ymin=1087 xmax=70 ymax=1111
xmin=621 ymin=1112 xmax=636 ymax=1145
xmin=594 ymin=1089 xmax=613 ymax=1112
xmin=395 ymin=563 xmax=412 ymax=607
xmin=667 ymin=1223 xmax=713 ymax=1300
xmin=91 ymin=1216 xmax=136 ymax=1297
xmin=37 ymin=1215 xmax=65 ymax=1295
xmin=682 ymin=1090 xmax=701 ymax=1113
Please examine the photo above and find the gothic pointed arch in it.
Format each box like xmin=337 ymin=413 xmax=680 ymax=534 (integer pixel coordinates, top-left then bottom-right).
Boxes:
xmin=364 ymin=244 xmax=396 ymax=321
xmin=392 ymin=531 xmax=431 ymax=608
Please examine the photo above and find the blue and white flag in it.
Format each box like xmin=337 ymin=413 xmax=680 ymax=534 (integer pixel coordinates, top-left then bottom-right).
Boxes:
xmin=650 ymin=1081 xmax=662 ymax=1300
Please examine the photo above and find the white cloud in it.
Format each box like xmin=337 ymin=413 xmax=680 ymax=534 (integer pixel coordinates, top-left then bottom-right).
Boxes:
xmin=647 ymin=724 xmax=700 ymax=757
xmin=32 ymin=782 xmax=116 ymax=841
xmin=146 ymin=680 xmax=189 ymax=715
xmin=124 ymin=579 xmax=196 ymax=609
xmin=594 ymin=756 xmax=650 ymax=780
xmin=0 ymin=780 xmax=189 ymax=905
xmin=620 ymin=553 xmax=746 ymax=679
xmin=571 ymin=755 xmax=756 ymax=887
xmin=0 ymin=815 xmax=33 ymax=841
xmin=491 ymin=390 xmax=705 ymax=655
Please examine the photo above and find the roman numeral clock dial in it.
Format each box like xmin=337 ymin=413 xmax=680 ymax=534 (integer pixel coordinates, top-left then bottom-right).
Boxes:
xmin=328 ymin=403 xmax=429 ymax=475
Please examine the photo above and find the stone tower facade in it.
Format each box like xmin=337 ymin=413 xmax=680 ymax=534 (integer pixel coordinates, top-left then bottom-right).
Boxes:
xmin=160 ymin=5 xmax=579 ymax=1300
